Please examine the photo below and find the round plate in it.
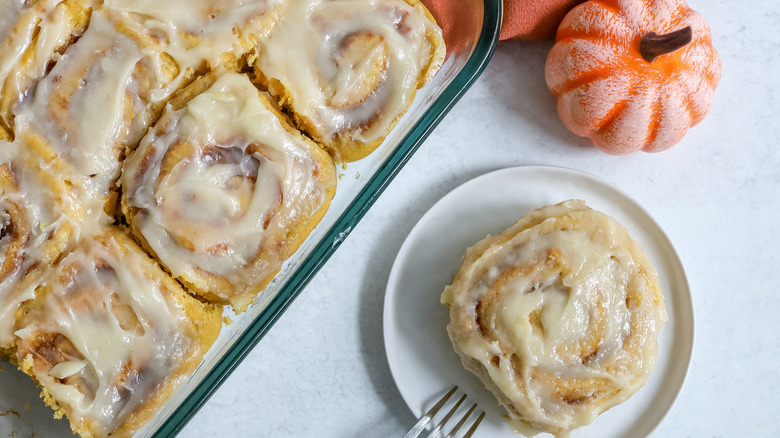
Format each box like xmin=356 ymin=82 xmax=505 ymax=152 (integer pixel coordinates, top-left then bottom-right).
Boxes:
xmin=383 ymin=166 xmax=693 ymax=438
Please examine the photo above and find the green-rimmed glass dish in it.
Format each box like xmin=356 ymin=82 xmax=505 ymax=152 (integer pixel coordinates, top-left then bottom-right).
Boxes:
xmin=0 ymin=1 xmax=502 ymax=436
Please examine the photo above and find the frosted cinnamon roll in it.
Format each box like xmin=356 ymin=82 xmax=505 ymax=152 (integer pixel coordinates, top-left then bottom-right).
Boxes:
xmin=253 ymin=0 xmax=445 ymax=162
xmin=121 ymin=72 xmax=337 ymax=311
xmin=0 ymin=142 xmax=84 ymax=353
xmin=0 ymin=0 xmax=98 ymax=132
xmin=12 ymin=10 xmax=191 ymax=211
xmin=13 ymin=230 xmax=222 ymax=438
xmin=441 ymin=200 xmax=667 ymax=437
xmin=103 ymin=0 xmax=285 ymax=72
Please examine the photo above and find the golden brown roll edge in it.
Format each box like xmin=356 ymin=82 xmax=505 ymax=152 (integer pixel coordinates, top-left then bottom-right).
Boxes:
xmin=442 ymin=200 xmax=667 ymax=437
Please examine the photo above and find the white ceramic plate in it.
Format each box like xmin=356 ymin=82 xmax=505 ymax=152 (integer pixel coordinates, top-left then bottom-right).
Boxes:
xmin=383 ymin=166 xmax=693 ymax=438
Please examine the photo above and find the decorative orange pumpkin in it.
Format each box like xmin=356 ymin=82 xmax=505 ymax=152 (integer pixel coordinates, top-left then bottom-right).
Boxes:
xmin=545 ymin=0 xmax=721 ymax=154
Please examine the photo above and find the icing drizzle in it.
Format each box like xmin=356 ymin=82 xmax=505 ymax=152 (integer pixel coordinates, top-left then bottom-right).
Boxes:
xmin=13 ymin=233 xmax=202 ymax=437
xmin=0 ymin=144 xmax=82 ymax=348
xmin=442 ymin=200 xmax=667 ymax=437
xmin=121 ymin=72 xmax=335 ymax=310
xmin=255 ymin=0 xmax=444 ymax=159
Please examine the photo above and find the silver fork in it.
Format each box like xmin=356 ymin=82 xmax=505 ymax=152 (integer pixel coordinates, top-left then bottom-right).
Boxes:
xmin=404 ymin=386 xmax=485 ymax=438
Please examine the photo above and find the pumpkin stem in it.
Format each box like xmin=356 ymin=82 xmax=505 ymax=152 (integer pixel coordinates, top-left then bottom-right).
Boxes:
xmin=640 ymin=26 xmax=693 ymax=63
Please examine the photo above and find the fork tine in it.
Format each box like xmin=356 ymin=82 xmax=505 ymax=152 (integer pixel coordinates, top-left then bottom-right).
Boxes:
xmin=403 ymin=386 xmax=458 ymax=438
xmin=462 ymin=411 xmax=486 ymax=438
xmin=444 ymin=403 xmax=477 ymax=438
xmin=425 ymin=394 xmax=466 ymax=438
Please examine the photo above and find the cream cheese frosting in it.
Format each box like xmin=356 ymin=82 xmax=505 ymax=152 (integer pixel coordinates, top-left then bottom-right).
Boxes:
xmin=442 ymin=200 xmax=667 ymax=437
xmin=0 ymin=0 xmax=97 ymax=129
xmin=13 ymin=231 xmax=219 ymax=438
xmin=9 ymin=2 xmax=286 ymax=209
xmin=11 ymin=10 xmax=188 ymax=209
xmin=0 ymin=142 xmax=83 ymax=349
xmin=121 ymin=72 xmax=336 ymax=310
xmin=0 ymin=0 xmax=443 ymax=433
xmin=0 ymin=0 xmax=39 ymax=95
xmin=103 ymin=0 xmax=285 ymax=71
xmin=255 ymin=0 xmax=444 ymax=161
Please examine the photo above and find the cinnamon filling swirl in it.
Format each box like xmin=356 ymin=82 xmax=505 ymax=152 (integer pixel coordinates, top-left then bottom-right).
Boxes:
xmin=0 ymin=145 xmax=82 ymax=349
xmin=13 ymin=231 xmax=222 ymax=438
xmin=152 ymin=143 xmax=283 ymax=254
xmin=0 ymin=0 xmax=97 ymax=130
xmin=442 ymin=200 xmax=667 ymax=437
xmin=0 ymin=189 xmax=28 ymax=281
xmin=0 ymin=0 xmax=444 ymax=433
xmin=102 ymin=0 xmax=285 ymax=71
xmin=254 ymin=0 xmax=445 ymax=161
xmin=11 ymin=10 xmax=187 ymax=208
xmin=121 ymin=72 xmax=336 ymax=311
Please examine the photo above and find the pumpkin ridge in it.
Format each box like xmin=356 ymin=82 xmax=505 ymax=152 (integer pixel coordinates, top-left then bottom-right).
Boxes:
xmin=676 ymin=42 xmax=716 ymax=81
xmin=557 ymin=66 xmax=620 ymax=97
xmin=708 ymin=44 xmax=722 ymax=73
xmin=668 ymin=16 xmax=688 ymax=32
xmin=704 ymin=55 xmax=721 ymax=88
xmin=679 ymin=84 xmax=705 ymax=126
xmin=594 ymin=82 xmax=637 ymax=135
xmin=555 ymin=33 xmax=615 ymax=48
xmin=559 ymin=0 xmax=629 ymax=42
xmin=642 ymin=92 xmax=664 ymax=149
xmin=672 ymin=62 xmax=711 ymax=120
xmin=556 ymin=29 xmax=591 ymax=44
xmin=590 ymin=0 xmax=621 ymax=17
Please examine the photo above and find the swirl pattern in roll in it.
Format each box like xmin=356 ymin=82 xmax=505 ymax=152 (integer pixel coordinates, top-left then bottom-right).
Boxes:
xmin=11 ymin=9 xmax=193 ymax=210
xmin=253 ymin=0 xmax=445 ymax=162
xmin=0 ymin=141 xmax=84 ymax=352
xmin=13 ymin=230 xmax=222 ymax=438
xmin=0 ymin=0 xmax=97 ymax=132
xmin=102 ymin=0 xmax=285 ymax=71
xmin=121 ymin=72 xmax=337 ymax=311
xmin=441 ymin=200 xmax=667 ymax=437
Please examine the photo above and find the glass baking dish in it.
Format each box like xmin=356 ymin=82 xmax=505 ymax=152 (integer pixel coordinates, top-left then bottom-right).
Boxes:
xmin=0 ymin=0 xmax=502 ymax=436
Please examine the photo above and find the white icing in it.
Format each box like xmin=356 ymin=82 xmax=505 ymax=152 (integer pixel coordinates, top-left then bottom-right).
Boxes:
xmin=0 ymin=0 xmax=38 ymax=94
xmin=1 ymin=0 xmax=98 ymax=123
xmin=442 ymin=201 xmax=667 ymax=437
xmin=121 ymin=72 xmax=332 ymax=304
xmin=103 ymin=0 xmax=284 ymax=70
xmin=12 ymin=10 xmax=185 ymax=207
xmin=8 ymin=1 xmax=285 ymax=209
xmin=13 ymin=234 xmax=196 ymax=437
xmin=255 ymin=0 xmax=443 ymax=150
xmin=0 ymin=144 xmax=81 ymax=347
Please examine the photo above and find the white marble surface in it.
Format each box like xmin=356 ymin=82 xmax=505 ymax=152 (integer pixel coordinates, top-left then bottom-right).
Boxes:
xmin=179 ymin=1 xmax=780 ymax=437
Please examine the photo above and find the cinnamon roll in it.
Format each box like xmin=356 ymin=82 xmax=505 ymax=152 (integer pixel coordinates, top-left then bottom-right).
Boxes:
xmin=121 ymin=72 xmax=337 ymax=311
xmin=441 ymin=200 xmax=667 ymax=437
xmin=253 ymin=0 xmax=445 ymax=162
xmin=11 ymin=9 xmax=191 ymax=211
xmin=12 ymin=229 xmax=222 ymax=438
xmin=0 ymin=0 xmax=98 ymax=132
xmin=102 ymin=0 xmax=285 ymax=72
xmin=0 ymin=141 xmax=84 ymax=353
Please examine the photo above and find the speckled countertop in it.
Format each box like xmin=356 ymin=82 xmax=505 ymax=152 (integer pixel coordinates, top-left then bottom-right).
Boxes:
xmin=1 ymin=0 xmax=777 ymax=437
xmin=178 ymin=1 xmax=780 ymax=437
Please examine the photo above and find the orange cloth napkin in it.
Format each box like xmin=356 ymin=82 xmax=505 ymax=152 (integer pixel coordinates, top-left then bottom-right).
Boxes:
xmin=421 ymin=0 xmax=586 ymax=40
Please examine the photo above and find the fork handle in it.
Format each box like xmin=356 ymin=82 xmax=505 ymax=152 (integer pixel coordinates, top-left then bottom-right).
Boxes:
xmin=404 ymin=415 xmax=431 ymax=438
